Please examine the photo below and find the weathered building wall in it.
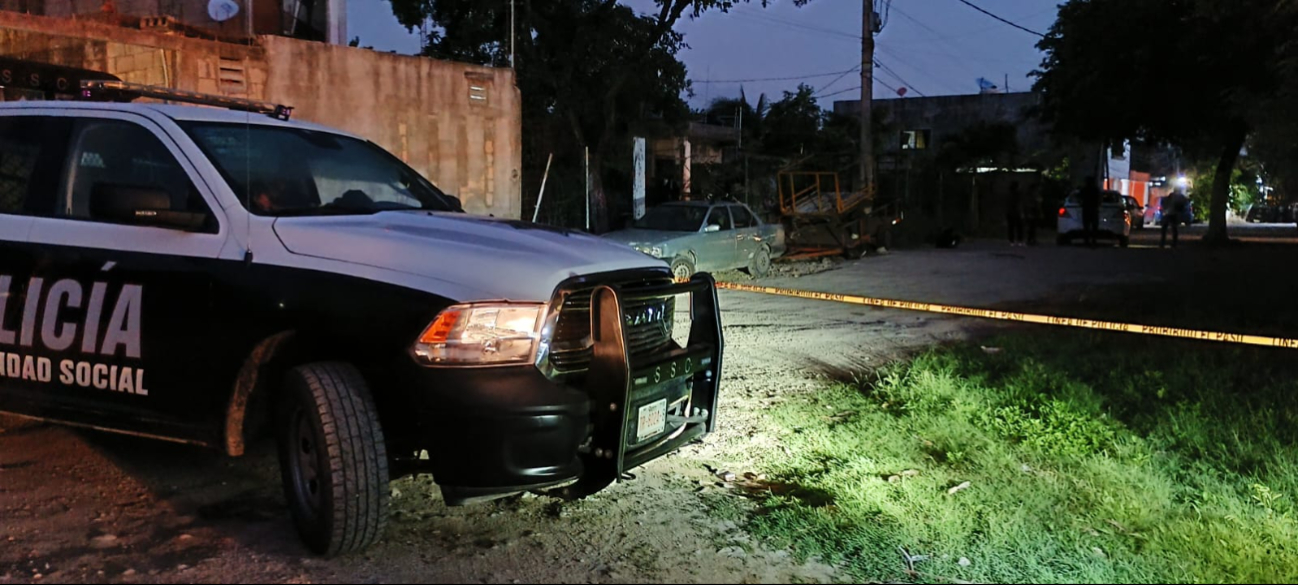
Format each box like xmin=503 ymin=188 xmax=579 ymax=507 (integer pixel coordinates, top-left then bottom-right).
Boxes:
xmin=259 ymin=36 xmax=521 ymax=218
xmin=10 ymin=0 xmax=343 ymax=42
xmin=0 ymin=12 xmax=265 ymax=95
xmin=0 ymin=11 xmax=521 ymax=218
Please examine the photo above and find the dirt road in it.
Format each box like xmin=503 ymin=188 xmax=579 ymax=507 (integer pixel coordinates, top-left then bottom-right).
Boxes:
xmin=3 ymin=225 xmax=1294 ymax=584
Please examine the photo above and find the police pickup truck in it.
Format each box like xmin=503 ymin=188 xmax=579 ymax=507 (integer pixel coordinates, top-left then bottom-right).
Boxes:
xmin=0 ymin=82 xmax=722 ymax=556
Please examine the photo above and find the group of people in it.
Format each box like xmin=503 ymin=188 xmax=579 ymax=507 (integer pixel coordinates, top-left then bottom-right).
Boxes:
xmin=1007 ymin=177 xmax=1193 ymax=249
xmin=1004 ymin=181 xmax=1041 ymax=247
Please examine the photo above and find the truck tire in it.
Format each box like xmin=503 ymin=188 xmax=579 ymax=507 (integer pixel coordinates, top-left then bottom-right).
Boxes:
xmin=745 ymin=246 xmax=772 ymax=278
xmin=670 ymin=256 xmax=695 ymax=282
xmin=278 ymin=362 xmax=389 ymax=557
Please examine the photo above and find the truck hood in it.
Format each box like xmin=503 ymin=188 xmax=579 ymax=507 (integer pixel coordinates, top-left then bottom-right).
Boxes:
xmin=602 ymin=228 xmax=695 ymax=248
xmin=272 ymin=211 xmax=667 ymax=302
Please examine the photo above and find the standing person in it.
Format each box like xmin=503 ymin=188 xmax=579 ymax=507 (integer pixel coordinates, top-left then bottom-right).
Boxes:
xmin=1161 ymin=187 xmax=1190 ymax=248
xmin=1024 ymin=181 xmax=1043 ymax=245
xmin=1006 ymin=182 xmax=1025 ymax=247
xmin=1080 ymin=177 xmax=1101 ymax=247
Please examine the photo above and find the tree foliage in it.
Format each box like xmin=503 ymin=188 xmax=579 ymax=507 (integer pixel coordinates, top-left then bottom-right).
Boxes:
xmin=937 ymin=122 xmax=1020 ymax=171
xmin=1034 ymin=0 xmax=1297 ymax=242
xmin=1249 ymin=2 xmax=1298 ymax=201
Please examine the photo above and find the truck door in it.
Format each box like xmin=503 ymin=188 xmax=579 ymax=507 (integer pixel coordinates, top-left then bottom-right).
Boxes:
xmin=698 ymin=205 xmax=737 ymax=271
xmin=728 ymin=204 xmax=762 ymax=264
xmin=0 ymin=115 xmax=74 ymax=422
xmin=24 ymin=113 xmax=228 ymax=446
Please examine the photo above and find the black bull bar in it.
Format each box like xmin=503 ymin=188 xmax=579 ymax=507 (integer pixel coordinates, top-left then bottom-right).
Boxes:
xmin=556 ymin=273 xmax=724 ymax=499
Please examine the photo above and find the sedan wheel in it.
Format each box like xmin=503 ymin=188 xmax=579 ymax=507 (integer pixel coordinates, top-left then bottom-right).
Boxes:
xmin=670 ymin=256 xmax=695 ymax=282
xmin=745 ymin=246 xmax=772 ymax=278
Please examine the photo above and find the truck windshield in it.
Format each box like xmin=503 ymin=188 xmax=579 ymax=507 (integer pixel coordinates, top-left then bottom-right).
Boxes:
xmin=634 ymin=205 xmax=708 ymax=231
xmin=182 ymin=122 xmax=456 ymax=216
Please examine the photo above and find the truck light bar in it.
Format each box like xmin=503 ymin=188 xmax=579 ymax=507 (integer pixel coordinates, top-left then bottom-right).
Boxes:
xmin=79 ymin=80 xmax=294 ymax=121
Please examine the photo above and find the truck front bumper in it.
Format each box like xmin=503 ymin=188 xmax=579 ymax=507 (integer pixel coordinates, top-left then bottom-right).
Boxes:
xmin=392 ymin=274 xmax=724 ymax=505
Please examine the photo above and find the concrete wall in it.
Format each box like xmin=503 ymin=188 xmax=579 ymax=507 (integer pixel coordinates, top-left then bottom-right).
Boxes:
xmin=0 ymin=11 xmax=522 ymax=218
xmin=260 ymin=36 xmax=522 ymax=218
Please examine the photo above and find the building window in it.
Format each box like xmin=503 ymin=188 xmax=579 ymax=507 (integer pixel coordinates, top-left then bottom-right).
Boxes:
xmin=901 ymin=130 xmax=931 ymax=150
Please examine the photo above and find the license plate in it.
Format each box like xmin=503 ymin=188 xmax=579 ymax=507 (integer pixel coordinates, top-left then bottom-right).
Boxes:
xmin=636 ymin=399 xmax=668 ymax=442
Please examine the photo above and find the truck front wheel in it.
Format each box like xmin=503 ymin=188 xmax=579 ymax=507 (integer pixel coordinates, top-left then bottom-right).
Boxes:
xmin=278 ymin=362 xmax=390 ymax=557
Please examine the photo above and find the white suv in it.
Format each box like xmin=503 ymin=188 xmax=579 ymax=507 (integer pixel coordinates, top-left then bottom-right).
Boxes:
xmin=1057 ymin=189 xmax=1132 ymax=247
xmin=0 ymin=85 xmax=723 ymax=556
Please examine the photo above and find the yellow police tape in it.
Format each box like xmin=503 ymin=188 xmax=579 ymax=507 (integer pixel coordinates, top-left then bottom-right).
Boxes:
xmin=713 ymin=281 xmax=1298 ymax=350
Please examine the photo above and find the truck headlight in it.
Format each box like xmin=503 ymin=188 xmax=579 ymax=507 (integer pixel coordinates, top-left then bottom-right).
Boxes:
xmin=413 ymin=303 xmax=544 ymax=365
xmin=649 ymin=246 xmax=665 ymax=257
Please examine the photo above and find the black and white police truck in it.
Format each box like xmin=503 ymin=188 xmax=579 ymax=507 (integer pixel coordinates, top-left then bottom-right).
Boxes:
xmin=0 ymin=81 xmax=723 ymax=556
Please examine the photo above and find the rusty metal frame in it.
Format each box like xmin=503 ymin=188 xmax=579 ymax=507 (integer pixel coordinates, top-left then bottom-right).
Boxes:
xmin=778 ymin=171 xmax=868 ymax=217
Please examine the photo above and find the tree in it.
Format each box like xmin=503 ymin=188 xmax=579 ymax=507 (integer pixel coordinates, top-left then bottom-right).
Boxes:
xmin=388 ymin=0 xmax=810 ymax=230
xmin=1034 ymin=0 xmax=1297 ymax=243
xmin=936 ymin=122 xmax=1020 ymax=172
xmin=1249 ymin=2 xmax=1298 ymax=203
xmin=763 ymin=85 xmax=823 ymax=159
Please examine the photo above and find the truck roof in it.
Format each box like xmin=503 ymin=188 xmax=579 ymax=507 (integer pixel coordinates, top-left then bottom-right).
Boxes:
xmin=0 ymin=100 xmax=354 ymax=137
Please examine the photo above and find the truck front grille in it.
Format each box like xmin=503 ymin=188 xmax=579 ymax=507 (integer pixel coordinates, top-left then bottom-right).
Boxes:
xmin=547 ymin=275 xmax=677 ymax=373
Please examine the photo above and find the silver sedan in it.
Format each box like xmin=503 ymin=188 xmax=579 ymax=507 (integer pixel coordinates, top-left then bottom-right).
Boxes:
xmin=603 ymin=201 xmax=786 ymax=280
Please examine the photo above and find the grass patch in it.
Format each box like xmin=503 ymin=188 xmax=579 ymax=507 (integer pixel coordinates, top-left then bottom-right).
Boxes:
xmin=725 ymin=332 xmax=1298 ymax=583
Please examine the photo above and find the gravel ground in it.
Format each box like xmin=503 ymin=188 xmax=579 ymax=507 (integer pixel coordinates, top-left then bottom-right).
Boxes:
xmin=3 ymin=224 xmax=1294 ymax=584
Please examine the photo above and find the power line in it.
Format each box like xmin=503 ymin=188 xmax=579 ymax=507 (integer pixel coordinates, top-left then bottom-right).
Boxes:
xmin=691 ymin=67 xmax=862 ymax=84
xmin=884 ymin=4 xmax=997 ymax=82
xmin=817 ymin=85 xmax=863 ymax=100
xmin=728 ymin=3 xmax=1044 ymax=79
xmin=874 ymin=45 xmax=969 ymax=94
xmin=729 ymin=10 xmax=861 ymax=41
xmin=874 ymin=0 xmax=893 ymax=31
xmin=875 ymin=76 xmax=900 ymax=95
xmin=817 ymin=75 xmax=901 ymax=101
xmin=814 ymin=65 xmax=863 ymax=96
xmin=874 ymin=60 xmax=926 ymax=97
xmin=889 ymin=6 xmax=1058 ymax=45
xmin=950 ymin=0 xmax=1046 ymax=38
xmin=707 ymin=4 xmax=1037 ymax=98
xmin=726 ymin=6 xmax=941 ymax=98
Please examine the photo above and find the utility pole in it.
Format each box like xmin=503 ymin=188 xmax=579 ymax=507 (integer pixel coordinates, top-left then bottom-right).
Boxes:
xmin=860 ymin=0 xmax=875 ymax=198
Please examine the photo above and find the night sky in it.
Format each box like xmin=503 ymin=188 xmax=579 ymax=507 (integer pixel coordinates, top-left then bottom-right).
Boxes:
xmin=346 ymin=0 xmax=1059 ymax=106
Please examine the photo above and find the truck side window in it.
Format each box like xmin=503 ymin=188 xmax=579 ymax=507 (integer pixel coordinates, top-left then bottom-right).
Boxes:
xmin=65 ymin=120 xmax=208 ymax=221
xmin=0 ymin=116 xmax=73 ymax=218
